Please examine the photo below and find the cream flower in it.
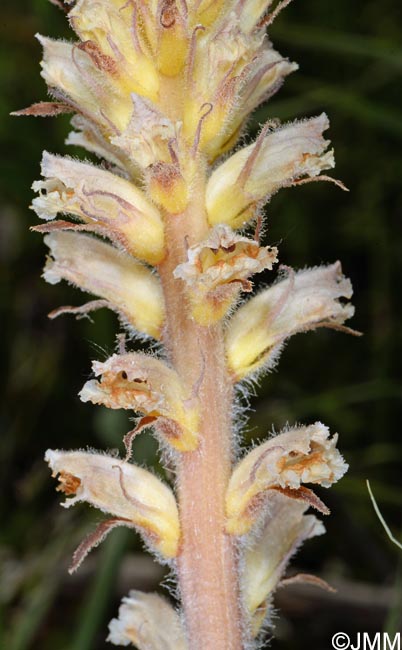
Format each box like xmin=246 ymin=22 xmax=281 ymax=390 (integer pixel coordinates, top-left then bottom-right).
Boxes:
xmin=42 ymin=231 xmax=164 ymax=339
xmin=226 ymin=422 xmax=348 ymax=535
xmin=108 ymin=591 xmax=187 ymax=649
xmin=206 ymin=114 xmax=334 ymax=228
xmin=174 ymin=224 xmax=278 ymax=325
xmin=80 ymin=353 xmax=199 ymax=451
xmin=45 ymin=449 xmax=180 ymax=561
xmin=32 ymin=152 xmax=165 ymax=264
xmin=226 ymin=262 xmax=355 ymax=379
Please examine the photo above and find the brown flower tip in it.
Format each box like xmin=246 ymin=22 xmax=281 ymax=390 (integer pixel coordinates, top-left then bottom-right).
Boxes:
xmin=55 ymin=470 xmax=81 ymax=495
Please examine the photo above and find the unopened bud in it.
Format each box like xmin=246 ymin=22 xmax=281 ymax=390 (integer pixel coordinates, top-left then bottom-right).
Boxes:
xmin=147 ymin=162 xmax=188 ymax=215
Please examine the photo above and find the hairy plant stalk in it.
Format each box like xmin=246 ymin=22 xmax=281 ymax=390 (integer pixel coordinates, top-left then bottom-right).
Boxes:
xmin=159 ymin=205 xmax=243 ymax=649
xmin=17 ymin=0 xmax=359 ymax=648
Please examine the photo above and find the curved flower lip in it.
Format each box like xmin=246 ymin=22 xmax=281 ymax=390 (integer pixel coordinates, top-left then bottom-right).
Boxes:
xmin=226 ymin=262 xmax=357 ymax=380
xmin=41 ymin=231 xmax=165 ymax=339
xmin=111 ymin=93 xmax=182 ymax=169
xmin=206 ymin=113 xmax=334 ymax=228
xmin=226 ymin=422 xmax=348 ymax=535
xmin=107 ymin=590 xmax=188 ymax=650
xmin=31 ymin=152 xmax=165 ymax=264
xmin=243 ymin=490 xmax=325 ymax=635
xmin=45 ymin=449 xmax=181 ymax=558
xmin=174 ymin=224 xmax=278 ymax=325
xmin=79 ymin=353 xmax=200 ymax=451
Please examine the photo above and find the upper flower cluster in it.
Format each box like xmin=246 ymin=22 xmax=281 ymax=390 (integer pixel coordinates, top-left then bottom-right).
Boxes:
xmin=17 ymin=0 xmax=341 ymax=336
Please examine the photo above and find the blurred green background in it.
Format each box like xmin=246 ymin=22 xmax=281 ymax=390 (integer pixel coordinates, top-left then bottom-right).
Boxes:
xmin=1 ymin=0 xmax=401 ymax=648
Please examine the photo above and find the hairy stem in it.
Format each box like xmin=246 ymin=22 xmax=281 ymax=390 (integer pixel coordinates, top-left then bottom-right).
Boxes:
xmin=158 ymin=165 xmax=244 ymax=650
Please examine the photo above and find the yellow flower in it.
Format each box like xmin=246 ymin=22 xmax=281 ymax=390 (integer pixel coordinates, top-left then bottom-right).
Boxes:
xmin=226 ymin=422 xmax=348 ymax=535
xmin=80 ymin=353 xmax=200 ymax=451
xmin=174 ymin=224 xmax=277 ymax=325
xmin=45 ymin=449 xmax=180 ymax=561
xmin=42 ymin=231 xmax=164 ymax=339
xmin=226 ymin=262 xmax=355 ymax=380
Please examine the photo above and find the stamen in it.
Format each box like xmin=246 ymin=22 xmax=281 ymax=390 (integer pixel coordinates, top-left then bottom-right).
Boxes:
xmin=187 ymin=24 xmax=205 ymax=85
xmin=191 ymin=102 xmax=213 ymax=155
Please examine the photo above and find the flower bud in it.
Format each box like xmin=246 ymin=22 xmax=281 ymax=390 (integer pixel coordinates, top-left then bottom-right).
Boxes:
xmin=147 ymin=162 xmax=188 ymax=215
xmin=80 ymin=353 xmax=199 ymax=451
xmin=108 ymin=591 xmax=187 ymax=649
xmin=243 ymin=491 xmax=325 ymax=636
xmin=32 ymin=152 xmax=165 ymax=264
xmin=42 ymin=231 xmax=164 ymax=339
xmin=45 ymin=449 xmax=180 ymax=558
xmin=174 ymin=224 xmax=278 ymax=325
xmin=226 ymin=422 xmax=348 ymax=535
xmin=206 ymin=114 xmax=334 ymax=228
xmin=226 ymin=262 xmax=355 ymax=379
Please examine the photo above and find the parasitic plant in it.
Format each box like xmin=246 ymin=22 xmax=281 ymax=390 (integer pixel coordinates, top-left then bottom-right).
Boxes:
xmin=15 ymin=0 xmax=358 ymax=647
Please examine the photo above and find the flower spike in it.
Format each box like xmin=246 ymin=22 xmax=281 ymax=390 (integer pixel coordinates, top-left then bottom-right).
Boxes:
xmin=21 ymin=0 xmax=356 ymax=645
